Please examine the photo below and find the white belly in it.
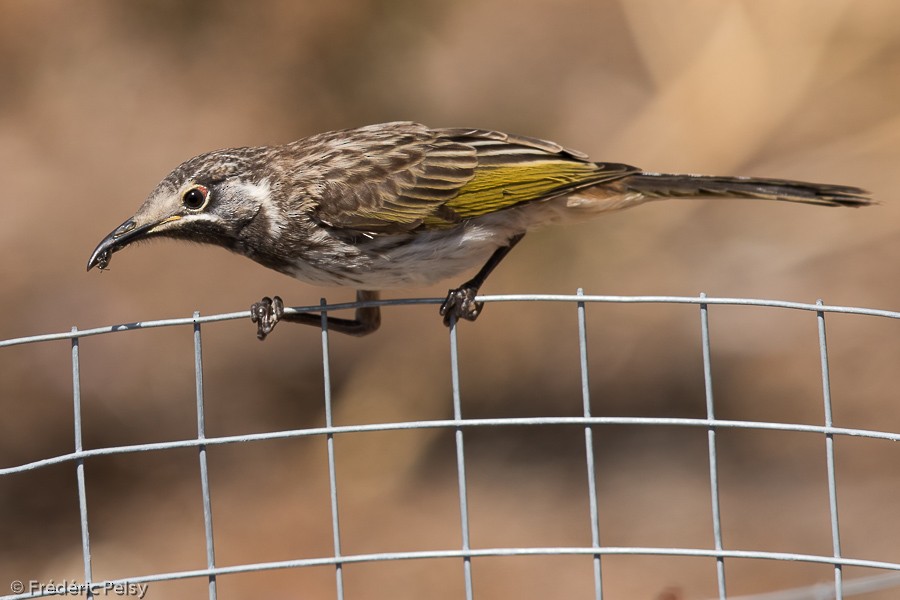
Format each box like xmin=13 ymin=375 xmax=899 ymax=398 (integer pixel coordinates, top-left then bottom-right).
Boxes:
xmin=286 ymin=223 xmax=509 ymax=288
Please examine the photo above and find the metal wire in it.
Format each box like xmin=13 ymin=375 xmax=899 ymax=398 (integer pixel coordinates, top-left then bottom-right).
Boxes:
xmin=193 ymin=312 xmax=218 ymax=600
xmin=816 ymin=302 xmax=843 ymax=600
xmin=448 ymin=315 xmax=475 ymax=600
xmin=2 ymin=293 xmax=899 ymax=600
xmin=577 ymin=290 xmax=603 ymax=600
xmin=700 ymin=294 xmax=727 ymax=599
xmin=70 ymin=328 xmax=94 ymax=600
xmin=320 ymin=299 xmax=346 ymax=600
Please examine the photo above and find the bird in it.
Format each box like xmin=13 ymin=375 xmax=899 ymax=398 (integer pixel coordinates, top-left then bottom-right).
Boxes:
xmin=87 ymin=121 xmax=871 ymax=339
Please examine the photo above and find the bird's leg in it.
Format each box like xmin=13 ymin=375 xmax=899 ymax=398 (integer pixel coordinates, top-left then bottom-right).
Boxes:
xmin=440 ymin=233 xmax=524 ymax=327
xmin=251 ymin=290 xmax=381 ymax=340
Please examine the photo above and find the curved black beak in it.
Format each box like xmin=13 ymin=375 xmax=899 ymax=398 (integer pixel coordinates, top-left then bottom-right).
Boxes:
xmin=86 ymin=218 xmax=158 ymax=271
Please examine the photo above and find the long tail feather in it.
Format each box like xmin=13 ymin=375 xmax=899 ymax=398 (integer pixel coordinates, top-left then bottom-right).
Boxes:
xmin=621 ymin=173 xmax=871 ymax=207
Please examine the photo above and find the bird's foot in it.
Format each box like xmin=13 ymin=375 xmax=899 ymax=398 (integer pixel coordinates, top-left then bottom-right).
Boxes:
xmin=440 ymin=286 xmax=483 ymax=327
xmin=250 ymin=296 xmax=284 ymax=341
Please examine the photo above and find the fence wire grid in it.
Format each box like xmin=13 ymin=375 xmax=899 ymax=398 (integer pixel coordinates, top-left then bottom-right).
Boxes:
xmin=2 ymin=291 xmax=900 ymax=600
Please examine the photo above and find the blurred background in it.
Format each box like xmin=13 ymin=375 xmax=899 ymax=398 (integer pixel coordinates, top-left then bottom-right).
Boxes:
xmin=1 ymin=0 xmax=899 ymax=598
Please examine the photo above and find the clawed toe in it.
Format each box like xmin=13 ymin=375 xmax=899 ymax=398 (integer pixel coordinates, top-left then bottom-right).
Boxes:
xmin=250 ymin=296 xmax=285 ymax=340
xmin=439 ymin=287 xmax=483 ymax=327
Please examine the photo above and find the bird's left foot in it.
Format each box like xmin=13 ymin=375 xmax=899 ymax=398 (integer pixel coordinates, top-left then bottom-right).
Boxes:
xmin=251 ymin=296 xmax=284 ymax=341
xmin=440 ymin=286 xmax=483 ymax=327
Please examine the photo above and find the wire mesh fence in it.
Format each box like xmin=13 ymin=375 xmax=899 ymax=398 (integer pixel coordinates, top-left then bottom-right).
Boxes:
xmin=1 ymin=292 xmax=899 ymax=599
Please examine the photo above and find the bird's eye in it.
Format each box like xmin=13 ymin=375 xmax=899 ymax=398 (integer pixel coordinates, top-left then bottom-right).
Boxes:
xmin=182 ymin=185 xmax=209 ymax=210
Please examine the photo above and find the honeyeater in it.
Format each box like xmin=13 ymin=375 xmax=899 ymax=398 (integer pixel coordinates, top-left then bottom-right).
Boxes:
xmin=87 ymin=121 xmax=871 ymax=339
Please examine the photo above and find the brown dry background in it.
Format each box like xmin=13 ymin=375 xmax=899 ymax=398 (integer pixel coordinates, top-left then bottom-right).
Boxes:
xmin=1 ymin=1 xmax=899 ymax=598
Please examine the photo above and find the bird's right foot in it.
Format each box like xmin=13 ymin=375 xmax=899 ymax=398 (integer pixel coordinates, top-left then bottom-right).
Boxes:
xmin=251 ymin=296 xmax=284 ymax=341
xmin=440 ymin=285 xmax=484 ymax=327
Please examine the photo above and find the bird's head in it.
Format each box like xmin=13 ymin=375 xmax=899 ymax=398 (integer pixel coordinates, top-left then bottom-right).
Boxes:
xmin=87 ymin=148 xmax=273 ymax=271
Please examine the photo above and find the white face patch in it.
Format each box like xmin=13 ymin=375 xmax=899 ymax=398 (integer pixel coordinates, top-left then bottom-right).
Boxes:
xmin=229 ymin=179 xmax=282 ymax=237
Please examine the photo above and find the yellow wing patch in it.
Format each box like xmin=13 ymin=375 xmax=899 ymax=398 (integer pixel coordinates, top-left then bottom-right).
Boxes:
xmin=422 ymin=160 xmax=614 ymax=224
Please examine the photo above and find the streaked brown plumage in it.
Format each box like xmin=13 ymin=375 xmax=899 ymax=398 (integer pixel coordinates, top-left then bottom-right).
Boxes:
xmin=87 ymin=121 xmax=871 ymax=338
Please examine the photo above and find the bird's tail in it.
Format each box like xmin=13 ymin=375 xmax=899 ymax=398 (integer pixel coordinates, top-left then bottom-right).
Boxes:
xmin=620 ymin=173 xmax=871 ymax=208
